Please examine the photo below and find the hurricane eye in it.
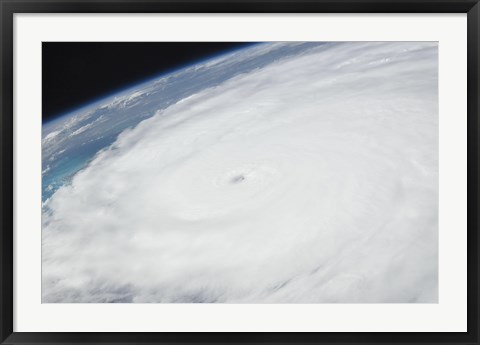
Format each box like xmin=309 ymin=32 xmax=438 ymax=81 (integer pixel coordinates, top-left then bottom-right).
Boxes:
xmin=230 ymin=174 xmax=246 ymax=184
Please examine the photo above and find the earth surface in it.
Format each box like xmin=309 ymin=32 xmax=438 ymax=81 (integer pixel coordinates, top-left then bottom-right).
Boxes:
xmin=42 ymin=42 xmax=439 ymax=303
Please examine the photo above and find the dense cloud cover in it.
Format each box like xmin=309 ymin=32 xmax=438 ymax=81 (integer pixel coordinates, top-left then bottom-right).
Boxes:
xmin=42 ymin=42 xmax=438 ymax=303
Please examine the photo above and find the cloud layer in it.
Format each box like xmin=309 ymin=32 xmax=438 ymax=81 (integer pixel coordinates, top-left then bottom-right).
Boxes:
xmin=42 ymin=42 xmax=438 ymax=303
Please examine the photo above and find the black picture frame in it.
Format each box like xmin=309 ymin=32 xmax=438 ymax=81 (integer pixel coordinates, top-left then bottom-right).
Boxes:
xmin=1 ymin=0 xmax=479 ymax=344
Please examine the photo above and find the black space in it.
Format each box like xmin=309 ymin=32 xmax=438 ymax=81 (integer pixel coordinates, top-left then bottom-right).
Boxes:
xmin=42 ymin=42 xmax=253 ymax=122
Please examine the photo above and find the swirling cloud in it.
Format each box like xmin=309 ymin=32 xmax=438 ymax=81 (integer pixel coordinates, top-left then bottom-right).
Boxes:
xmin=42 ymin=42 xmax=438 ymax=303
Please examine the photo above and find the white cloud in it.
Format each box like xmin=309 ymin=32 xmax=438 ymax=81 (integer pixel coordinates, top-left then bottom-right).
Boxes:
xmin=43 ymin=130 xmax=62 ymax=143
xmin=42 ymin=42 xmax=438 ymax=303
xmin=106 ymin=90 xmax=147 ymax=110
xmin=69 ymin=122 xmax=94 ymax=137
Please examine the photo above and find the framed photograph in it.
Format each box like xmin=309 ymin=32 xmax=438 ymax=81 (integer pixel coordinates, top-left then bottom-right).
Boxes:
xmin=1 ymin=0 xmax=479 ymax=344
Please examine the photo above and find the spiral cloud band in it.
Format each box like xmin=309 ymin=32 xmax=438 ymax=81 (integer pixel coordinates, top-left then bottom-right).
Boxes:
xmin=42 ymin=42 xmax=438 ymax=303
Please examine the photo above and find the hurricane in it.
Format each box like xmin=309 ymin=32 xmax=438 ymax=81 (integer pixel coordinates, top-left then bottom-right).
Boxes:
xmin=42 ymin=42 xmax=438 ymax=303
